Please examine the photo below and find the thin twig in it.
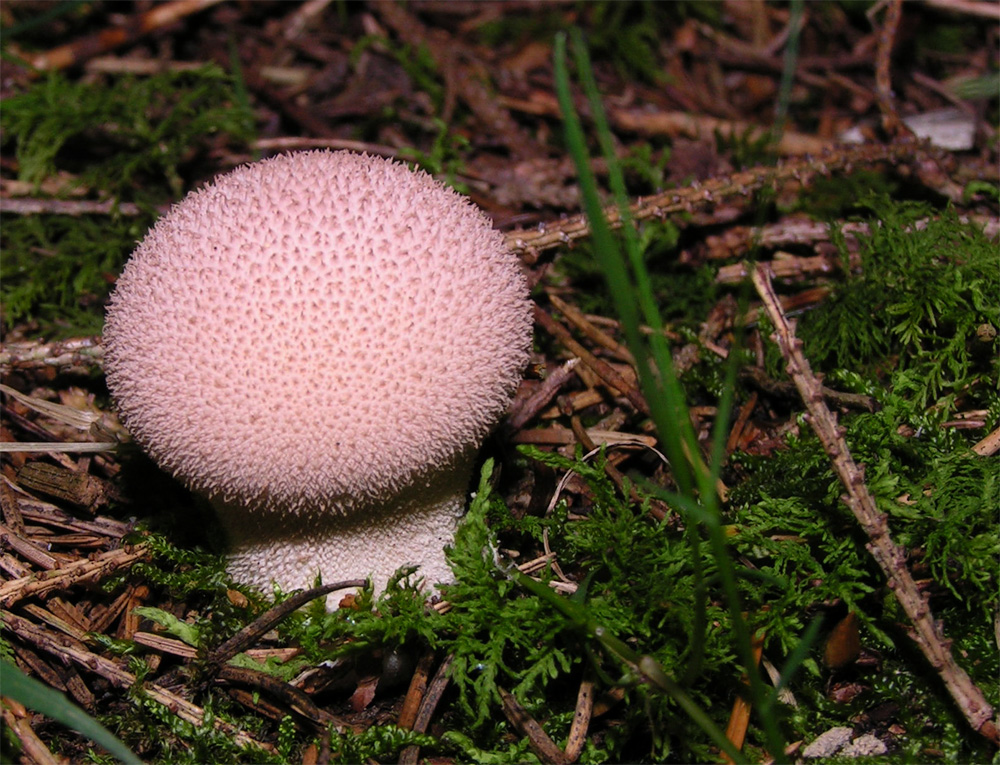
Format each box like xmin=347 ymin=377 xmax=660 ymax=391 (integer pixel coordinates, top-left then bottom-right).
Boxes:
xmin=872 ymin=0 xmax=911 ymax=139
xmin=533 ymin=306 xmax=648 ymax=415
xmin=739 ymin=367 xmax=878 ymax=413
xmin=548 ymin=293 xmax=635 ymax=364
xmin=751 ymin=262 xmax=999 ymax=745
xmin=0 ymin=699 xmax=61 ymax=765
xmin=505 ymin=358 xmax=581 ymax=433
xmin=206 ymin=580 xmax=366 ymax=665
xmin=504 ymin=142 xmax=937 ymax=259
xmin=215 ymin=665 xmax=345 ymax=729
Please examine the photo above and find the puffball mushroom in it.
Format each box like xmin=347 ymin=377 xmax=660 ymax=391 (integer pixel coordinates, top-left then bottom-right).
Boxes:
xmin=104 ymin=150 xmax=532 ymax=599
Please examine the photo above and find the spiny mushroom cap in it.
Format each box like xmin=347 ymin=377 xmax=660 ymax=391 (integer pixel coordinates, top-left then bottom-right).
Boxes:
xmin=104 ymin=150 xmax=532 ymax=515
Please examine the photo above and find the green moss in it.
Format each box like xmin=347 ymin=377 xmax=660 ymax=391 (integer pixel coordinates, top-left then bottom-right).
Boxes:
xmin=0 ymin=66 xmax=254 ymax=332
xmin=796 ymin=197 xmax=999 ymax=410
xmin=1 ymin=67 xmax=253 ymax=199
xmin=1 ymin=212 xmax=149 ymax=333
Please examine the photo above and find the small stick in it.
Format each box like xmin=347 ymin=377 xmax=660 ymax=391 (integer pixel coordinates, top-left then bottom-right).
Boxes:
xmin=725 ymin=392 xmax=759 ymax=454
xmin=398 ymin=654 xmax=454 ymax=765
xmin=751 ymin=262 xmax=999 ymax=745
xmin=397 ymin=650 xmax=436 ymax=730
xmin=971 ymin=425 xmax=1000 ymax=457
xmin=739 ymin=367 xmax=877 ymax=413
xmin=132 ymin=632 xmax=198 ymax=659
xmin=563 ymin=674 xmax=595 ymax=763
xmin=0 ymin=698 xmax=61 ymax=765
xmin=505 ymin=358 xmax=580 ymax=433
xmin=25 ymin=0 xmax=225 ymax=72
xmin=0 ymin=522 xmax=61 ymax=570
xmin=215 ymin=665 xmax=344 ymax=729
xmin=504 ymin=142 xmax=933 ymax=259
xmin=872 ymin=0 xmax=910 ymax=139
xmin=0 ymin=336 xmax=104 ymax=373
xmin=721 ymin=630 xmax=765 ymax=763
xmin=533 ymin=307 xmax=648 ymax=416
xmin=498 ymin=686 xmax=570 ymax=765
xmin=548 ymin=293 xmax=635 ymax=364
xmin=0 ymin=545 xmax=150 ymax=607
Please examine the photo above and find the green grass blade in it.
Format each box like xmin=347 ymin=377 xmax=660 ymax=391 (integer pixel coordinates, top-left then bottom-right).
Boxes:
xmin=553 ymin=32 xmax=696 ymax=497
xmin=1 ymin=660 xmax=142 ymax=765
xmin=554 ymin=30 xmax=790 ymax=762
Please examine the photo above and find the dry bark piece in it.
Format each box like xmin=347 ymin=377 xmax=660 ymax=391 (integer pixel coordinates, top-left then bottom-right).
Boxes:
xmin=16 ymin=462 xmax=116 ymax=511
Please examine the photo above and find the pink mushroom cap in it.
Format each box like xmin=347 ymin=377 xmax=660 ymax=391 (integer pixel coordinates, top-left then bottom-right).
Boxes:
xmin=104 ymin=150 xmax=532 ymax=597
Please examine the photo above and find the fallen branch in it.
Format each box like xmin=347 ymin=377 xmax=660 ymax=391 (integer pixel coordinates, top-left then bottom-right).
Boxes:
xmin=751 ymin=262 xmax=999 ymax=745
xmin=504 ymin=141 xmax=941 ymax=259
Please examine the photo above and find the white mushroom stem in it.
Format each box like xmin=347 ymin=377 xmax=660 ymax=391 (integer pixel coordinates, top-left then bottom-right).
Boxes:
xmin=213 ymin=451 xmax=476 ymax=596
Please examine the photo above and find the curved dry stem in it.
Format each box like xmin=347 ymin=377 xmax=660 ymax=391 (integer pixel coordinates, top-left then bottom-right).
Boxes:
xmin=752 ymin=262 xmax=999 ymax=745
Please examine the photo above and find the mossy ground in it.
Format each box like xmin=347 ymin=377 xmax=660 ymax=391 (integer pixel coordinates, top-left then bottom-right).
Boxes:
xmin=1 ymin=3 xmax=997 ymax=763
